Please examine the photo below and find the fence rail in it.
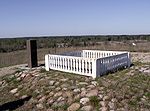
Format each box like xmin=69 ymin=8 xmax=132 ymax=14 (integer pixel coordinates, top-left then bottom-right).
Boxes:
xmin=45 ymin=50 xmax=131 ymax=78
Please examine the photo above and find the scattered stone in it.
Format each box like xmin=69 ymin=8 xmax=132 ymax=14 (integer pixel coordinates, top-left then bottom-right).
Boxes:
xmin=103 ymin=95 xmax=109 ymax=101
xmin=39 ymin=96 xmax=46 ymax=103
xmin=54 ymin=92 xmax=62 ymax=97
xmin=108 ymin=101 xmax=115 ymax=110
xmin=74 ymin=94 xmax=80 ymax=100
xmin=10 ymin=88 xmax=18 ymax=94
xmin=54 ymin=82 xmax=60 ymax=86
xmin=81 ymin=87 xmax=86 ymax=91
xmin=111 ymin=98 xmax=117 ymax=103
xmin=46 ymin=109 xmax=54 ymax=111
xmin=20 ymin=73 xmax=26 ymax=78
xmin=49 ymin=86 xmax=55 ymax=89
xmin=87 ymin=85 xmax=95 ymax=89
xmin=21 ymin=95 xmax=28 ymax=99
xmin=0 ymin=81 xmax=5 ymax=86
xmin=78 ymin=82 xmax=88 ymax=85
xmin=62 ymin=87 xmax=67 ymax=91
xmin=73 ymin=88 xmax=80 ymax=93
xmin=47 ymin=98 xmax=54 ymax=105
xmin=49 ymin=80 xmax=55 ymax=86
xmin=86 ymin=89 xmax=98 ymax=97
xmin=64 ymin=91 xmax=73 ymax=98
xmin=80 ymin=105 xmax=93 ymax=111
xmin=70 ymin=86 xmax=78 ymax=90
xmin=36 ymin=103 xmax=44 ymax=109
xmin=80 ymin=90 xmax=87 ymax=97
xmin=61 ymin=83 xmax=70 ymax=88
xmin=100 ymin=107 xmax=108 ymax=111
xmin=100 ymin=101 xmax=107 ymax=107
xmin=91 ymin=81 xmax=98 ymax=86
xmin=15 ymin=93 xmax=19 ymax=97
xmin=80 ymin=97 xmax=90 ymax=105
xmin=98 ymin=94 xmax=103 ymax=100
xmin=60 ymin=78 xmax=68 ymax=82
xmin=55 ymin=87 xmax=61 ymax=91
xmin=34 ymin=89 xmax=40 ymax=94
xmin=57 ymin=96 xmax=65 ymax=102
xmin=67 ymin=103 xmax=80 ymax=111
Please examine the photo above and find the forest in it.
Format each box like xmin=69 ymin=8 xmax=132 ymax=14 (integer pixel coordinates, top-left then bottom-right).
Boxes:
xmin=0 ymin=35 xmax=150 ymax=53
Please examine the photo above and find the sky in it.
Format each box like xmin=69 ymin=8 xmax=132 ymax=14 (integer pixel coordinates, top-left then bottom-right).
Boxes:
xmin=0 ymin=0 xmax=150 ymax=38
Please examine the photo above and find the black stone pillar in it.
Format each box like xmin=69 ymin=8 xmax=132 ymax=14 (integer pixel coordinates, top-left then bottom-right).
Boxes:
xmin=27 ymin=40 xmax=38 ymax=68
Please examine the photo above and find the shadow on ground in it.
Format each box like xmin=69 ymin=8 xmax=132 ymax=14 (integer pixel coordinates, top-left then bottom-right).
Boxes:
xmin=0 ymin=96 xmax=32 ymax=111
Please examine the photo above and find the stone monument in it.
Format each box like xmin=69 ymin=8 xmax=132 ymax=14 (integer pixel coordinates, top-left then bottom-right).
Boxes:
xmin=27 ymin=39 xmax=38 ymax=68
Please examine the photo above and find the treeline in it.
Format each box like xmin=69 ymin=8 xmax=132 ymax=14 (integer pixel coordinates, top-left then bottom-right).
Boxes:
xmin=0 ymin=35 xmax=150 ymax=53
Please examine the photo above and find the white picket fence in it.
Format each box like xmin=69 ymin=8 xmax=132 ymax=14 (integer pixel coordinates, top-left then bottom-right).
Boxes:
xmin=45 ymin=50 xmax=131 ymax=78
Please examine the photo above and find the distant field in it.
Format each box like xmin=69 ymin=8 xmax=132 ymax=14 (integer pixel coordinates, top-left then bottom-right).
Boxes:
xmin=0 ymin=40 xmax=150 ymax=68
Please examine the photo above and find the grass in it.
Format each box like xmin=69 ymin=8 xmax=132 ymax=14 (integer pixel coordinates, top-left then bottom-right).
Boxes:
xmin=51 ymin=103 xmax=69 ymax=111
xmin=0 ymin=40 xmax=150 ymax=68
xmin=39 ymin=68 xmax=47 ymax=73
xmin=0 ymin=61 xmax=150 ymax=110
xmin=89 ymin=96 xmax=99 ymax=107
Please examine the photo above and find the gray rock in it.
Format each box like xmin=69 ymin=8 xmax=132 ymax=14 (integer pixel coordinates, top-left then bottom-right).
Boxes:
xmin=81 ymin=87 xmax=86 ymax=91
xmin=103 ymin=95 xmax=109 ymax=101
xmin=61 ymin=83 xmax=70 ymax=88
xmin=0 ymin=81 xmax=4 ymax=86
xmin=54 ymin=92 xmax=62 ymax=97
xmin=55 ymin=87 xmax=61 ymax=91
xmin=49 ymin=92 xmax=54 ymax=97
xmin=80 ymin=105 xmax=93 ymax=111
xmin=74 ymin=94 xmax=80 ymax=100
xmin=54 ymin=82 xmax=60 ymax=86
xmin=78 ymin=82 xmax=88 ymax=85
xmin=57 ymin=96 xmax=65 ymax=102
xmin=111 ymin=98 xmax=117 ymax=103
xmin=15 ymin=93 xmax=19 ymax=97
xmin=73 ymin=88 xmax=80 ymax=93
xmin=49 ymin=80 xmax=55 ymax=86
xmin=21 ymin=95 xmax=28 ymax=99
xmin=62 ymin=87 xmax=67 ymax=91
xmin=70 ymin=86 xmax=78 ymax=90
xmin=47 ymin=99 xmax=54 ymax=105
xmin=10 ymin=88 xmax=18 ymax=94
xmin=100 ymin=107 xmax=108 ymax=111
xmin=46 ymin=109 xmax=54 ymax=111
xmin=60 ymin=78 xmax=68 ymax=82
xmin=100 ymin=101 xmax=107 ymax=107
xmin=80 ymin=97 xmax=90 ymax=105
xmin=36 ymin=103 xmax=44 ymax=109
xmin=91 ymin=81 xmax=98 ymax=86
xmin=98 ymin=94 xmax=103 ymax=100
xmin=86 ymin=89 xmax=98 ymax=97
xmin=39 ymin=96 xmax=46 ymax=103
xmin=49 ymin=86 xmax=55 ymax=89
xmin=108 ymin=101 xmax=115 ymax=110
xmin=80 ymin=90 xmax=87 ymax=97
xmin=87 ymin=85 xmax=95 ymax=89
xmin=67 ymin=103 xmax=80 ymax=111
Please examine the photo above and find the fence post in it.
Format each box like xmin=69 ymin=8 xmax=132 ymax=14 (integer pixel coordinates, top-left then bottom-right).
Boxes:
xmin=127 ymin=52 xmax=131 ymax=67
xmin=45 ymin=55 xmax=50 ymax=71
xmin=92 ymin=59 xmax=97 ymax=78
